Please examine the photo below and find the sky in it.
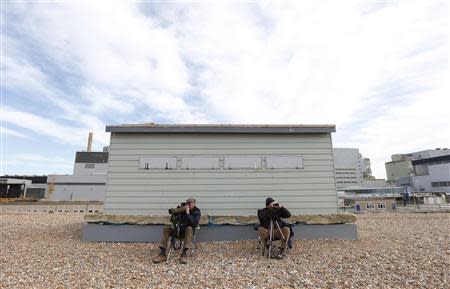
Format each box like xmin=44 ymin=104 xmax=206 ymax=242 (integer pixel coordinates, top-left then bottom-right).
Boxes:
xmin=1 ymin=0 xmax=449 ymax=178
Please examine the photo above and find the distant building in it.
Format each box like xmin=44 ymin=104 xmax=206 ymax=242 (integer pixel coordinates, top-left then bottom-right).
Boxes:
xmin=361 ymin=158 xmax=372 ymax=178
xmin=0 ymin=175 xmax=47 ymax=199
xmin=385 ymin=154 xmax=413 ymax=186
xmin=333 ymin=148 xmax=364 ymax=188
xmin=46 ymin=133 xmax=108 ymax=201
xmin=0 ymin=178 xmax=32 ymax=198
xmin=333 ymin=148 xmax=383 ymax=189
xmin=385 ymin=148 xmax=450 ymax=191
xmin=72 ymin=152 xmax=109 ymax=176
xmin=411 ymin=154 xmax=450 ymax=193
xmin=362 ymin=178 xmax=388 ymax=187
xmin=338 ymin=186 xmax=405 ymax=210
xmin=354 ymin=197 xmax=397 ymax=212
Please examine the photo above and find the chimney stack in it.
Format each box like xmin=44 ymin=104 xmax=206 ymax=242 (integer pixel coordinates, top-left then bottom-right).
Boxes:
xmin=87 ymin=132 xmax=93 ymax=152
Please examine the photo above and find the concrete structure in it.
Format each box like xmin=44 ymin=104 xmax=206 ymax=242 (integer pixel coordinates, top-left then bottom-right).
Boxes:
xmin=411 ymin=154 xmax=450 ymax=193
xmin=334 ymin=149 xmax=392 ymax=209
xmin=46 ymin=136 xmax=108 ymax=201
xmin=385 ymin=155 xmax=412 ymax=186
xmin=72 ymin=152 xmax=109 ymax=176
xmin=104 ymin=124 xmax=338 ymax=216
xmin=83 ymin=223 xmax=357 ymax=242
xmin=87 ymin=132 xmax=93 ymax=152
xmin=361 ymin=158 xmax=372 ymax=178
xmin=46 ymin=174 xmax=106 ymax=201
xmin=0 ymin=176 xmax=47 ymax=199
xmin=385 ymin=149 xmax=450 ymax=190
xmin=0 ymin=178 xmax=31 ymax=198
xmin=362 ymin=178 xmax=388 ymax=187
xmin=333 ymin=148 xmax=379 ymax=189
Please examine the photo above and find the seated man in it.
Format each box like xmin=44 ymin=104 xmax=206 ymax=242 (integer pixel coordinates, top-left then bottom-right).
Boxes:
xmin=258 ymin=197 xmax=291 ymax=259
xmin=152 ymin=198 xmax=201 ymax=264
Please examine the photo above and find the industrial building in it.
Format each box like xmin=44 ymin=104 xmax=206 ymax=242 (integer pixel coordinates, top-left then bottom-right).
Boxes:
xmin=45 ymin=133 xmax=108 ymax=201
xmin=0 ymin=178 xmax=31 ymax=198
xmin=333 ymin=148 xmax=402 ymax=210
xmin=103 ymin=124 xmax=338 ymax=216
xmin=333 ymin=148 xmax=386 ymax=189
xmin=385 ymin=148 xmax=450 ymax=191
xmin=411 ymin=154 xmax=450 ymax=193
xmin=0 ymin=175 xmax=47 ymax=199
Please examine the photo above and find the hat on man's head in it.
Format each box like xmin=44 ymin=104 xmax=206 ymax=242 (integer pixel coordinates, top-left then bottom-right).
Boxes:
xmin=186 ymin=197 xmax=196 ymax=203
xmin=266 ymin=197 xmax=275 ymax=206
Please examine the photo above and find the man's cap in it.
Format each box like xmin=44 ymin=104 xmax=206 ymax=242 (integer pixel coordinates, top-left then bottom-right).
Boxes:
xmin=186 ymin=197 xmax=196 ymax=203
xmin=266 ymin=197 xmax=275 ymax=206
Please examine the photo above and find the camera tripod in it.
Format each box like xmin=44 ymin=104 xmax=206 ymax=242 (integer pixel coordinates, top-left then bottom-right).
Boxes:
xmin=263 ymin=217 xmax=287 ymax=260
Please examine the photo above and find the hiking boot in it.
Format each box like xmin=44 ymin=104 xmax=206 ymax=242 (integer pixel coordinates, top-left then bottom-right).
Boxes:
xmin=274 ymin=249 xmax=285 ymax=260
xmin=152 ymin=253 xmax=167 ymax=263
xmin=287 ymin=238 xmax=293 ymax=249
xmin=179 ymin=254 xmax=188 ymax=264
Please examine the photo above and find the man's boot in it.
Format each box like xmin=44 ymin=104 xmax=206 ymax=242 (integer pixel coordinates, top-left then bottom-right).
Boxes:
xmin=152 ymin=248 xmax=167 ymax=263
xmin=274 ymin=248 xmax=285 ymax=260
xmin=179 ymin=248 xmax=188 ymax=264
xmin=287 ymin=237 xmax=293 ymax=249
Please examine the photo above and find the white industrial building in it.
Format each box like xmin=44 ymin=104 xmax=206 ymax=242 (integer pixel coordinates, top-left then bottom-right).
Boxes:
xmin=385 ymin=148 xmax=450 ymax=188
xmin=103 ymin=124 xmax=338 ymax=216
xmin=333 ymin=148 xmax=384 ymax=189
xmin=411 ymin=154 xmax=450 ymax=193
xmin=46 ymin=133 xmax=108 ymax=201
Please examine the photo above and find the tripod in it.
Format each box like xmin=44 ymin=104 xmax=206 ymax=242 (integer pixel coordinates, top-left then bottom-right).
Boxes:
xmin=266 ymin=217 xmax=287 ymax=260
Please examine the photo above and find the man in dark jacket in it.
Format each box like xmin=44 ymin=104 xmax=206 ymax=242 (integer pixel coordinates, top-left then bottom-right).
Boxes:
xmin=258 ymin=197 xmax=291 ymax=259
xmin=152 ymin=198 xmax=201 ymax=264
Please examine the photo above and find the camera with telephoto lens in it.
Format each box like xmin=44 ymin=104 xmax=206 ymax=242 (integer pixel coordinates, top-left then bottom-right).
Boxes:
xmin=168 ymin=202 xmax=189 ymax=215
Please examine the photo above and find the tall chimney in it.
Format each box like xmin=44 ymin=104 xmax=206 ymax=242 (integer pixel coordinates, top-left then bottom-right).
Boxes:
xmin=87 ymin=132 xmax=93 ymax=152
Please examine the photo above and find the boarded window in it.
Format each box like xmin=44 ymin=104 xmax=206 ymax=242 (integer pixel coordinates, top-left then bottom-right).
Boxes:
xmin=224 ymin=156 xmax=262 ymax=169
xmin=181 ymin=157 xmax=220 ymax=170
xmin=266 ymin=155 xmax=304 ymax=169
xmin=139 ymin=157 xmax=177 ymax=170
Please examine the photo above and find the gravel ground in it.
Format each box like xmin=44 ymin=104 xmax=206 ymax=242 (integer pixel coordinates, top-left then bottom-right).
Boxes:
xmin=0 ymin=212 xmax=448 ymax=289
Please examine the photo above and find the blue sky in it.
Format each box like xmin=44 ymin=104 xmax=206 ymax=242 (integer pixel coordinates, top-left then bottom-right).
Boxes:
xmin=1 ymin=0 xmax=449 ymax=178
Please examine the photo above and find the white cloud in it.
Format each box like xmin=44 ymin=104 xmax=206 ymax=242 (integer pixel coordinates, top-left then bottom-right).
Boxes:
xmin=0 ymin=126 xmax=29 ymax=139
xmin=2 ymin=105 xmax=95 ymax=147
xmin=4 ymin=0 xmax=201 ymax=122
xmin=3 ymin=153 xmax=73 ymax=175
xmin=3 ymin=0 xmax=448 ymax=177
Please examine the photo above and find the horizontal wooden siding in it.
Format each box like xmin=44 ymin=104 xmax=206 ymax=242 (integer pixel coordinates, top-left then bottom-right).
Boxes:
xmin=104 ymin=133 xmax=338 ymax=215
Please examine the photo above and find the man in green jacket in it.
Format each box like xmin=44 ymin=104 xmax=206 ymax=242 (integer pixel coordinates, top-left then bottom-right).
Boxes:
xmin=152 ymin=198 xmax=201 ymax=264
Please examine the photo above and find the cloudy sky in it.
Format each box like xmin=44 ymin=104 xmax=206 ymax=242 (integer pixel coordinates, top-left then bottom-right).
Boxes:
xmin=1 ymin=0 xmax=449 ymax=178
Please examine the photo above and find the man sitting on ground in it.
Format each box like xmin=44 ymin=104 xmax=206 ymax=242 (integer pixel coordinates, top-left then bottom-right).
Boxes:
xmin=258 ymin=197 xmax=291 ymax=259
xmin=152 ymin=198 xmax=201 ymax=264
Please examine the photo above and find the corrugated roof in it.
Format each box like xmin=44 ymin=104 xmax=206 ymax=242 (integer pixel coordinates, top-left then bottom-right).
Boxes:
xmin=105 ymin=124 xmax=336 ymax=134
